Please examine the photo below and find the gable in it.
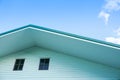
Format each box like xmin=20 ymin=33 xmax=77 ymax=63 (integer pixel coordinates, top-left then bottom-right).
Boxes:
xmin=0 ymin=24 xmax=120 ymax=69
xmin=0 ymin=47 xmax=120 ymax=80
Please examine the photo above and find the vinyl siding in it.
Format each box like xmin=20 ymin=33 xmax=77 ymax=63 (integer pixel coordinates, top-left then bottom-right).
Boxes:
xmin=0 ymin=47 xmax=120 ymax=80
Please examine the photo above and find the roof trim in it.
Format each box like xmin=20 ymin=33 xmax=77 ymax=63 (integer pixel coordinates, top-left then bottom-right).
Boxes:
xmin=1 ymin=24 xmax=120 ymax=49
xmin=0 ymin=25 xmax=29 ymax=36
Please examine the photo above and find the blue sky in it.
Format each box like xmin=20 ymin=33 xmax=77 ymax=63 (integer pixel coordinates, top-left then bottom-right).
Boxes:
xmin=0 ymin=0 xmax=120 ymax=44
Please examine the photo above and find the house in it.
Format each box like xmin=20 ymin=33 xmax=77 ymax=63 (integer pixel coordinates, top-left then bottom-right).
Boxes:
xmin=0 ymin=24 xmax=120 ymax=80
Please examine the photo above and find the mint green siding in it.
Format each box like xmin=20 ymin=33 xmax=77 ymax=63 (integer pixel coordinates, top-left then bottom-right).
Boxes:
xmin=0 ymin=47 xmax=120 ymax=80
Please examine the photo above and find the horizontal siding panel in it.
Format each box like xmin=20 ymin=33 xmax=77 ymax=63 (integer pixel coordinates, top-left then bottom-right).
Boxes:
xmin=0 ymin=47 xmax=120 ymax=80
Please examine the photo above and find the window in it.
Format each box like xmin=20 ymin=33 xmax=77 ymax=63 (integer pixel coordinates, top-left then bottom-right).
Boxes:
xmin=13 ymin=59 xmax=25 ymax=71
xmin=39 ymin=58 xmax=50 ymax=70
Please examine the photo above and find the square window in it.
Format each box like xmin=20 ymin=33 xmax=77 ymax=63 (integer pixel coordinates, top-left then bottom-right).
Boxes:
xmin=13 ymin=59 xmax=25 ymax=71
xmin=39 ymin=58 xmax=50 ymax=70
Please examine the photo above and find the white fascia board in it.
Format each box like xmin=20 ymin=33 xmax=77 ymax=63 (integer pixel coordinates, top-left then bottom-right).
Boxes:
xmin=29 ymin=27 xmax=120 ymax=50
xmin=0 ymin=27 xmax=30 ymax=38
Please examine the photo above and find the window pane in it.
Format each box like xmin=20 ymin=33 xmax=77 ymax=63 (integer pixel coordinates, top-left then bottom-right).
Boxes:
xmin=43 ymin=65 xmax=49 ymax=70
xmin=20 ymin=59 xmax=25 ymax=65
xmin=45 ymin=59 xmax=49 ymax=64
xmin=39 ymin=65 xmax=44 ymax=70
xmin=19 ymin=65 xmax=24 ymax=70
xmin=13 ymin=65 xmax=19 ymax=70
xmin=40 ymin=59 xmax=45 ymax=63
xmin=15 ymin=59 xmax=20 ymax=64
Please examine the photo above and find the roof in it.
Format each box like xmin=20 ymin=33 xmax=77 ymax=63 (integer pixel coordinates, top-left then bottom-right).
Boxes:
xmin=0 ymin=24 xmax=120 ymax=69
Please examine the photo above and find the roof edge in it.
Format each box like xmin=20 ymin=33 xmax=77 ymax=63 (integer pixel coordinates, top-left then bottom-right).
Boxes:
xmin=0 ymin=25 xmax=30 ymax=36
xmin=1 ymin=24 xmax=120 ymax=49
xmin=28 ymin=24 xmax=120 ymax=49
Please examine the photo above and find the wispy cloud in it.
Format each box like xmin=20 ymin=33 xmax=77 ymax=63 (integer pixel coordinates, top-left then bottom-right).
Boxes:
xmin=104 ymin=0 xmax=120 ymax=11
xmin=105 ymin=27 xmax=120 ymax=44
xmin=98 ymin=11 xmax=110 ymax=25
xmin=103 ymin=0 xmax=120 ymax=44
xmin=98 ymin=0 xmax=120 ymax=24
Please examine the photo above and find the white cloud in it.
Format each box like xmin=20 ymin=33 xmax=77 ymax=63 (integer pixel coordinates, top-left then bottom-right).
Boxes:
xmin=98 ymin=11 xmax=110 ymax=25
xmin=103 ymin=0 xmax=120 ymax=44
xmin=98 ymin=0 xmax=120 ymax=24
xmin=105 ymin=37 xmax=120 ymax=44
xmin=105 ymin=27 xmax=120 ymax=44
xmin=104 ymin=0 xmax=120 ymax=12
